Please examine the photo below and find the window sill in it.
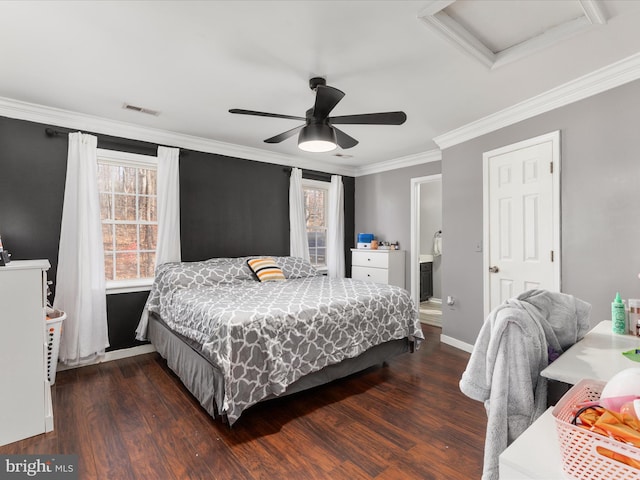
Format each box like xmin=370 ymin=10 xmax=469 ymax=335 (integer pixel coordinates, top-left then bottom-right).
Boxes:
xmin=106 ymin=279 xmax=153 ymax=295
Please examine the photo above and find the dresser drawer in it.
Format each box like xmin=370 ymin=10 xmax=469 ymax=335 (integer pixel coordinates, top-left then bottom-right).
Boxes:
xmin=351 ymin=250 xmax=389 ymax=269
xmin=352 ymin=265 xmax=389 ymax=284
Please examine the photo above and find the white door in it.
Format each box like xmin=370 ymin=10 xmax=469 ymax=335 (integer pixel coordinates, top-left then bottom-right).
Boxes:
xmin=483 ymin=131 xmax=560 ymax=315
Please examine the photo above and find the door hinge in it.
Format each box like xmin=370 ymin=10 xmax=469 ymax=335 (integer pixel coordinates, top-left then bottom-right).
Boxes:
xmin=551 ymin=250 xmax=554 ymax=262
xmin=550 ymin=162 xmax=554 ymax=174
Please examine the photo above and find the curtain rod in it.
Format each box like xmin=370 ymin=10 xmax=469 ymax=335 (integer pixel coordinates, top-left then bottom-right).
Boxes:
xmin=44 ymin=127 xmax=187 ymax=156
xmin=282 ymin=167 xmax=332 ymax=182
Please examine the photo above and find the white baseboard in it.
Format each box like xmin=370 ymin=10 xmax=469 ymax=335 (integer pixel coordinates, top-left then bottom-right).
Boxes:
xmin=440 ymin=334 xmax=474 ymax=354
xmin=428 ymin=297 xmax=442 ymax=304
xmin=56 ymin=344 xmax=157 ymax=372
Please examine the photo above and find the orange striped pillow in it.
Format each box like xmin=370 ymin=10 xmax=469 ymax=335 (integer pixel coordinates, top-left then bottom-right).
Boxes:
xmin=247 ymin=258 xmax=286 ymax=282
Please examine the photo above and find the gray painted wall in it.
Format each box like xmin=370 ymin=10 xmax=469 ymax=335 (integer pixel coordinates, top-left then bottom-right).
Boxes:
xmin=355 ymin=161 xmax=442 ymax=290
xmin=420 ymin=179 xmax=442 ymax=299
xmin=442 ymin=78 xmax=640 ymax=346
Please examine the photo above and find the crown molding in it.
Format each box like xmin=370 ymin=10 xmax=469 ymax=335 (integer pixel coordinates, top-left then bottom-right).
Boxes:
xmin=0 ymin=96 xmax=358 ymax=177
xmin=434 ymin=51 xmax=640 ymax=150
xmin=354 ymin=149 xmax=441 ymax=176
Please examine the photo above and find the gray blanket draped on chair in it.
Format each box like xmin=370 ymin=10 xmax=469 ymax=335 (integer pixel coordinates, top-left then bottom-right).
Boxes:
xmin=459 ymin=289 xmax=591 ymax=480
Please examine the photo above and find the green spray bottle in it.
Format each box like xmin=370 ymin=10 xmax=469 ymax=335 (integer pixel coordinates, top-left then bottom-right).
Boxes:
xmin=612 ymin=292 xmax=627 ymax=335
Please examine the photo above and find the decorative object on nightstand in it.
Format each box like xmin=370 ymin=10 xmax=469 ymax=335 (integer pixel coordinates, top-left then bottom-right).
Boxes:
xmin=356 ymin=232 xmax=375 ymax=249
xmin=351 ymin=248 xmax=405 ymax=288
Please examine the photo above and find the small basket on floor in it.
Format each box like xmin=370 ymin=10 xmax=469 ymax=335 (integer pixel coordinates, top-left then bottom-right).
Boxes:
xmin=45 ymin=309 xmax=66 ymax=385
xmin=552 ymin=379 xmax=640 ymax=480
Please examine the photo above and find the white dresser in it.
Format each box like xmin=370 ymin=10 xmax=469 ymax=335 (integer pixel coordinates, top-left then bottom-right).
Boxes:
xmin=351 ymin=249 xmax=405 ymax=288
xmin=0 ymin=260 xmax=54 ymax=446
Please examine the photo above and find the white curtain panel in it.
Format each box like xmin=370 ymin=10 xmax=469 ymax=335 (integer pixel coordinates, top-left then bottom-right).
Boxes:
xmin=155 ymin=146 xmax=181 ymax=266
xmin=327 ymin=175 xmax=345 ymax=278
xmin=136 ymin=145 xmax=180 ymax=341
xmin=289 ymin=167 xmax=310 ymax=261
xmin=54 ymin=132 xmax=109 ymax=365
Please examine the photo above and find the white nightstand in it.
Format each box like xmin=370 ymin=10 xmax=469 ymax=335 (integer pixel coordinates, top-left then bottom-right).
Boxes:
xmin=351 ymin=249 xmax=405 ymax=288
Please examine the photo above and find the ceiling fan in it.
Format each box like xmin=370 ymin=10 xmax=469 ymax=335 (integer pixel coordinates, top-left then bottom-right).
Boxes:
xmin=229 ymin=77 xmax=407 ymax=153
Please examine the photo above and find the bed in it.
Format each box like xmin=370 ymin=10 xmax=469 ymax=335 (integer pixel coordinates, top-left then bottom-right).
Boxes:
xmin=136 ymin=256 xmax=424 ymax=425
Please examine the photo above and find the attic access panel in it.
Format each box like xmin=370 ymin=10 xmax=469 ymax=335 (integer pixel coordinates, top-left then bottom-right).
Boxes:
xmin=418 ymin=0 xmax=606 ymax=69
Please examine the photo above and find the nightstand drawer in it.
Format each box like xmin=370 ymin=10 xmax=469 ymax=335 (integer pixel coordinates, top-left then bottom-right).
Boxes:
xmin=352 ymin=265 xmax=389 ymax=284
xmin=351 ymin=251 xmax=389 ymax=269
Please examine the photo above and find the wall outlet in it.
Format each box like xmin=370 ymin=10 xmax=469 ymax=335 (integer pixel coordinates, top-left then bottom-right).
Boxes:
xmin=474 ymin=241 xmax=482 ymax=252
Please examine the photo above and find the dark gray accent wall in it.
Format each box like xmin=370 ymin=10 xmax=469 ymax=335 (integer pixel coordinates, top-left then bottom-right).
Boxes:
xmin=355 ymin=161 xmax=442 ymax=289
xmin=442 ymin=78 xmax=640 ymax=346
xmin=0 ymin=115 xmax=355 ymax=351
xmin=179 ymin=152 xmax=291 ymax=260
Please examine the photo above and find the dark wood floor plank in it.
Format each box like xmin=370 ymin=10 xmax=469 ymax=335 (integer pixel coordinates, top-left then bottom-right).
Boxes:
xmin=52 ymin=379 xmax=99 ymax=478
xmin=187 ymin=429 xmax=256 ymax=480
xmin=0 ymin=325 xmax=486 ymax=479
xmin=80 ymin=381 xmax=137 ymax=480
xmin=329 ymin=460 xmax=375 ymax=480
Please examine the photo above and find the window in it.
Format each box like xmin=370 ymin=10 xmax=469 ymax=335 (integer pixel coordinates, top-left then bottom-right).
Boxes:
xmin=303 ymin=179 xmax=329 ymax=268
xmin=97 ymin=149 xmax=157 ymax=293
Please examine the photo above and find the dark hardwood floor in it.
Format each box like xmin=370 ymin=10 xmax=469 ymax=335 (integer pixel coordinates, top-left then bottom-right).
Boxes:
xmin=0 ymin=325 xmax=487 ymax=479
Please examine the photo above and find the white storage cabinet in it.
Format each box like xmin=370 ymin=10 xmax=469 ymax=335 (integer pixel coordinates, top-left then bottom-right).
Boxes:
xmin=351 ymin=249 xmax=405 ymax=288
xmin=0 ymin=260 xmax=54 ymax=446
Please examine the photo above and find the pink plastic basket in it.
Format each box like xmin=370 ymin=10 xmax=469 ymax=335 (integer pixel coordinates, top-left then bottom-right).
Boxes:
xmin=552 ymin=379 xmax=640 ymax=480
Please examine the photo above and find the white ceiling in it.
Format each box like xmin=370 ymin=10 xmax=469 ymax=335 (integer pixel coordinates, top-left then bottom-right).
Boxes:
xmin=2 ymin=1 xmax=640 ymax=174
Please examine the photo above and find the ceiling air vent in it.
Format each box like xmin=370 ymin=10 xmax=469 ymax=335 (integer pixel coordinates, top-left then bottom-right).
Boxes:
xmin=122 ymin=103 xmax=160 ymax=116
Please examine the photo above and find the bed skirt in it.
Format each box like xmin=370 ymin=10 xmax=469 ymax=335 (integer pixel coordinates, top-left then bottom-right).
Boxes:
xmin=148 ymin=313 xmax=411 ymax=423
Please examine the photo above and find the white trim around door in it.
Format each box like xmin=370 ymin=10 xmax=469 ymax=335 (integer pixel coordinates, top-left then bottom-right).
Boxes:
xmin=410 ymin=174 xmax=442 ymax=325
xmin=482 ymin=130 xmax=561 ymax=319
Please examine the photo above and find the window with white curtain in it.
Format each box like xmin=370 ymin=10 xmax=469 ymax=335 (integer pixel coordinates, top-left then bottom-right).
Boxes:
xmin=97 ymin=149 xmax=157 ymax=293
xmin=302 ymin=178 xmax=329 ymax=268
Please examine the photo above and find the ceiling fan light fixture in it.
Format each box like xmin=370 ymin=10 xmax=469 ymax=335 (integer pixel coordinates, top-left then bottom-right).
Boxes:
xmin=298 ymin=124 xmax=337 ymax=153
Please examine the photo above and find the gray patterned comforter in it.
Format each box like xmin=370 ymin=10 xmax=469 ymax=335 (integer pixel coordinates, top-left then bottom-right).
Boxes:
xmin=141 ymin=257 xmax=423 ymax=424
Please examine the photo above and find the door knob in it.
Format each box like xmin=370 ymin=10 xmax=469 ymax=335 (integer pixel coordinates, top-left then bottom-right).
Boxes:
xmin=489 ymin=266 xmax=499 ymax=273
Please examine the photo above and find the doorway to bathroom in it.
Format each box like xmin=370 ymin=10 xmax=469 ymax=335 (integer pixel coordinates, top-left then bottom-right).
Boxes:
xmin=410 ymin=174 xmax=442 ymax=327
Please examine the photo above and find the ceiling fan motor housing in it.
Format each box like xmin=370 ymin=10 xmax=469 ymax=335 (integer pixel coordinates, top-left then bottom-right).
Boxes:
xmin=309 ymin=77 xmax=327 ymax=90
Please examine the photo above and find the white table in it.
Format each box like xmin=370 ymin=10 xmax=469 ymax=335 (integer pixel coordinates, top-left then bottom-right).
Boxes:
xmin=541 ymin=320 xmax=640 ymax=385
xmin=499 ymin=408 xmax=568 ymax=479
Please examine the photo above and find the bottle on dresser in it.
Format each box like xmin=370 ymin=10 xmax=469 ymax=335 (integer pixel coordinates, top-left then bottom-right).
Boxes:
xmin=612 ymin=292 xmax=627 ymax=335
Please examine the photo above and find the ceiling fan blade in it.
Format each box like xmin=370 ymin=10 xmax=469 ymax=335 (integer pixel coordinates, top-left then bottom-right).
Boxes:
xmin=313 ymin=85 xmax=345 ymax=119
xmin=329 ymin=111 xmax=407 ymax=125
xmin=264 ymin=124 xmax=304 ymax=144
xmin=334 ymin=127 xmax=359 ymax=149
xmin=229 ymin=109 xmax=305 ymax=121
